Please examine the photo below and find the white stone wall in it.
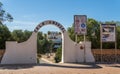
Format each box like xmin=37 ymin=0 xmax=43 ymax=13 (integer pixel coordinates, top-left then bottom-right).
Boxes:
xmin=1 ymin=32 xmax=37 ymax=64
xmin=1 ymin=31 xmax=95 ymax=64
xmin=62 ymin=31 xmax=95 ymax=63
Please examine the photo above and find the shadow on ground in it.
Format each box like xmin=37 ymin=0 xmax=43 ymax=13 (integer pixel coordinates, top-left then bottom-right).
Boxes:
xmin=0 ymin=64 xmax=35 ymax=70
xmin=111 ymin=65 xmax=120 ymax=68
xmin=0 ymin=63 xmax=102 ymax=70
xmin=39 ymin=63 xmax=102 ymax=69
xmin=105 ymin=64 xmax=120 ymax=68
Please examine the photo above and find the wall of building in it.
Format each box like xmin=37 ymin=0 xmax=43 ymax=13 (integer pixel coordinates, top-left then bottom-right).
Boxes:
xmin=47 ymin=31 xmax=62 ymax=49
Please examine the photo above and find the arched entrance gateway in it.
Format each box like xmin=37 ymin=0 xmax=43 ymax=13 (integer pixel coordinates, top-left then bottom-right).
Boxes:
xmin=1 ymin=20 xmax=95 ymax=64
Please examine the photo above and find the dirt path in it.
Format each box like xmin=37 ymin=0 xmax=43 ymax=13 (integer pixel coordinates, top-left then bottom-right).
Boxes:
xmin=0 ymin=63 xmax=120 ymax=74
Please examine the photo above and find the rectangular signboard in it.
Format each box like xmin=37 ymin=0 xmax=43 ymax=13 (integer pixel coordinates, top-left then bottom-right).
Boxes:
xmin=74 ymin=15 xmax=87 ymax=35
xmin=101 ymin=24 xmax=116 ymax=42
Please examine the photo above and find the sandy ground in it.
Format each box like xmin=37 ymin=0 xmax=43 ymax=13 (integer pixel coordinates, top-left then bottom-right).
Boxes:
xmin=0 ymin=63 xmax=120 ymax=74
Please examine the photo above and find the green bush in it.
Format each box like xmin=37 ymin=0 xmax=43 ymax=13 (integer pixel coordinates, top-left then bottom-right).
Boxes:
xmin=37 ymin=57 xmax=40 ymax=63
xmin=37 ymin=54 xmax=41 ymax=58
xmin=54 ymin=46 xmax=62 ymax=63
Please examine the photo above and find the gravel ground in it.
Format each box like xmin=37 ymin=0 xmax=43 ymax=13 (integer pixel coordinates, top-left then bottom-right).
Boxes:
xmin=0 ymin=63 xmax=120 ymax=74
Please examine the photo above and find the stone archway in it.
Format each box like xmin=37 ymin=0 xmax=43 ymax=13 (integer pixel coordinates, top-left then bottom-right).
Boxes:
xmin=33 ymin=20 xmax=71 ymax=63
xmin=34 ymin=20 xmax=66 ymax=33
xmin=1 ymin=20 xmax=95 ymax=64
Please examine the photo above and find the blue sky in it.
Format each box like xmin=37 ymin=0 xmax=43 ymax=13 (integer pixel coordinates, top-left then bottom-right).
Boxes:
xmin=1 ymin=0 xmax=120 ymax=33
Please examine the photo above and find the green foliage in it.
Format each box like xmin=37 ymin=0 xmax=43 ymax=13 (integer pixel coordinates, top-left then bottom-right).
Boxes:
xmin=87 ymin=18 xmax=100 ymax=48
xmin=1 ymin=14 xmax=120 ymax=51
xmin=38 ymin=32 xmax=43 ymax=40
xmin=67 ymin=25 xmax=75 ymax=41
xmin=67 ymin=18 xmax=100 ymax=48
xmin=117 ymin=26 xmax=120 ymax=48
xmin=54 ymin=46 xmax=62 ymax=63
xmin=11 ymin=30 xmax=24 ymax=42
xmin=0 ymin=24 xmax=11 ymax=49
xmin=37 ymin=57 xmax=40 ymax=63
xmin=0 ymin=2 xmax=13 ymax=49
xmin=23 ymin=30 xmax=32 ymax=41
xmin=11 ymin=30 xmax=32 ymax=42
xmin=67 ymin=18 xmax=120 ymax=49
xmin=0 ymin=2 xmax=13 ymax=22
xmin=37 ymin=36 xmax=54 ymax=54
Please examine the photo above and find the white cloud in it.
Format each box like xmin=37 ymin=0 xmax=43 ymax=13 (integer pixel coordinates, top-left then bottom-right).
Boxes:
xmin=5 ymin=20 xmax=39 ymax=31
xmin=13 ymin=20 xmax=38 ymax=26
xmin=6 ymin=20 xmax=69 ymax=33
xmin=22 ymin=15 xmax=37 ymax=18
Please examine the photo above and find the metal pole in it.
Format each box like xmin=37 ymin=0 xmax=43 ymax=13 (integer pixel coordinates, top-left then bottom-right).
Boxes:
xmin=115 ymin=27 xmax=117 ymax=63
xmin=84 ymin=34 xmax=86 ymax=63
xmin=75 ymin=34 xmax=78 ymax=63
xmin=101 ymin=41 xmax=102 ymax=63
xmin=76 ymin=34 xmax=78 ymax=43
xmin=115 ymin=42 xmax=117 ymax=63
xmin=100 ymin=24 xmax=102 ymax=63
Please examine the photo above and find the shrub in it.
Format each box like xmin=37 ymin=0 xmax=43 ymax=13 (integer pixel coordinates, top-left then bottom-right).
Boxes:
xmin=54 ymin=46 xmax=62 ymax=63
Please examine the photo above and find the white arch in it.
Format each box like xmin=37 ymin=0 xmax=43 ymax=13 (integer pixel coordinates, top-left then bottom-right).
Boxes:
xmin=34 ymin=20 xmax=75 ymax=63
xmin=34 ymin=20 xmax=66 ymax=33
xmin=1 ymin=20 xmax=95 ymax=64
xmin=33 ymin=20 xmax=94 ymax=63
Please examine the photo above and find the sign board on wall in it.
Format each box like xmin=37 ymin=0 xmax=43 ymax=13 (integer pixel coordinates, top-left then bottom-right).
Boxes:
xmin=101 ymin=24 xmax=116 ymax=42
xmin=74 ymin=15 xmax=87 ymax=35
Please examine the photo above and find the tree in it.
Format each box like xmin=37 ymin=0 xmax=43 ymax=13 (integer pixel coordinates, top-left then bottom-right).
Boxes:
xmin=37 ymin=32 xmax=48 ymax=54
xmin=87 ymin=18 xmax=100 ymax=48
xmin=0 ymin=2 xmax=13 ymax=49
xmin=11 ymin=30 xmax=24 ymax=42
xmin=37 ymin=32 xmax=43 ymax=40
xmin=0 ymin=2 xmax=13 ymax=23
xmin=23 ymin=30 xmax=32 ymax=41
xmin=37 ymin=32 xmax=54 ymax=54
xmin=54 ymin=46 xmax=62 ymax=63
xmin=117 ymin=26 xmax=120 ymax=49
xmin=0 ymin=24 xmax=11 ymax=49
xmin=37 ymin=38 xmax=49 ymax=54
xmin=67 ymin=24 xmax=75 ymax=42
xmin=47 ymin=40 xmax=54 ymax=55
xmin=67 ymin=18 xmax=100 ymax=48
xmin=11 ymin=30 xmax=32 ymax=42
